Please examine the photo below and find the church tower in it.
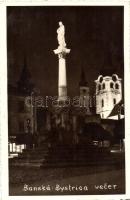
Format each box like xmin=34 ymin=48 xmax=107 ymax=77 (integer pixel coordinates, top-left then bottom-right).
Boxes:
xmin=95 ymin=74 xmax=122 ymax=119
xmin=17 ymin=56 xmax=36 ymax=135
xmin=17 ymin=56 xmax=33 ymax=94
xmin=79 ymin=68 xmax=90 ymax=113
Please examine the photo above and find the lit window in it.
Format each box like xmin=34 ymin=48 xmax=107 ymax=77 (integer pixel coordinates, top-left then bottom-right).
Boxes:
xmin=26 ymin=119 xmax=31 ymax=133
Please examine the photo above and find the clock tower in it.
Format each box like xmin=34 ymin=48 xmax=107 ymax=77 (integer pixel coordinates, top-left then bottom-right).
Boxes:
xmin=95 ymin=74 xmax=122 ymax=119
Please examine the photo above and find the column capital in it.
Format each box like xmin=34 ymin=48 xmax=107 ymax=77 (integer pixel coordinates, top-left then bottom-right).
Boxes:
xmin=58 ymin=52 xmax=66 ymax=59
xmin=53 ymin=47 xmax=70 ymax=58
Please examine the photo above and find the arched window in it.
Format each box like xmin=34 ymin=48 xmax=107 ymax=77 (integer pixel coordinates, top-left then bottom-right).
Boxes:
xmin=110 ymin=82 xmax=114 ymax=89
xmin=112 ymin=75 xmax=117 ymax=82
xmin=98 ymin=84 xmax=101 ymax=91
xmin=102 ymin=83 xmax=105 ymax=89
xmin=115 ymin=83 xmax=119 ymax=89
xmin=102 ymin=99 xmax=104 ymax=107
xmin=113 ymin=98 xmax=116 ymax=105
xmin=99 ymin=76 xmax=103 ymax=83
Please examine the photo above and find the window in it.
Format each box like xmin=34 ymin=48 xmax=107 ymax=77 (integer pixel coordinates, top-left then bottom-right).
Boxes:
xmin=110 ymin=82 xmax=114 ymax=89
xmin=115 ymin=83 xmax=119 ymax=89
xmin=99 ymin=76 xmax=103 ymax=83
xmin=112 ymin=75 xmax=117 ymax=82
xmin=102 ymin=83 xmax=105 ymax=89
xmin=102 ymin=99 xmax=104 ymax=107
xmin=26 ymin=119 xmax=31 ymax=133
xmin=113 ymin=98 xmax=116 ymax=105
xmin=98 ymin=84 xmax=101 ymax=91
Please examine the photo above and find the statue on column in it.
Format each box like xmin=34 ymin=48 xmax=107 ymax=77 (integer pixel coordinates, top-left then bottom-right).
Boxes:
xmin=57 ymin=21 xmax=66 ymax=48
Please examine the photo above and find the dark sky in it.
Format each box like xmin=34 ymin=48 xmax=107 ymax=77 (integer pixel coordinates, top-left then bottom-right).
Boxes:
xmin=7 ymin=6 xmax=124 ymax=97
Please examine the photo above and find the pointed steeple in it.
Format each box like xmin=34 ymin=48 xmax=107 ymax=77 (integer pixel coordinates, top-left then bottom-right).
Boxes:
xmin=17 ymin=55 xmax=33 ymax=95
xmin=19 ymin=56 xmax=31 ymax=82
xmin=79 ymin=67 xmax=88 ymax=87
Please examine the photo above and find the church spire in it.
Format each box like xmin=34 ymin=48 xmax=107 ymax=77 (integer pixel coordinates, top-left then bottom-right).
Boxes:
xmin=17 ymin=55 xmax=33 ymax=95
xmin=19 ymin=55 xmax=31 ymax=82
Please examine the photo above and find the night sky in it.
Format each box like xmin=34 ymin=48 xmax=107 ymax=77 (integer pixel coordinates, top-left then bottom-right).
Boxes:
xmin=7 ymin=6 xmax=124 ymax=97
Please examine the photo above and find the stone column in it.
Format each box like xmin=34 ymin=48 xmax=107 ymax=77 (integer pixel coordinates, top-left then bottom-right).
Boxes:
xmin=58 ymin=53 xmax=67 ymax=100
xmin=54 ymin=48 xmax=70 ymax=101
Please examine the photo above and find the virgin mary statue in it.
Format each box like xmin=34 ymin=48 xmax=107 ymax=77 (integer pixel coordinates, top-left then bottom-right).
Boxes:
xmin=57 ymin=21 xmax=66 ymax=48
